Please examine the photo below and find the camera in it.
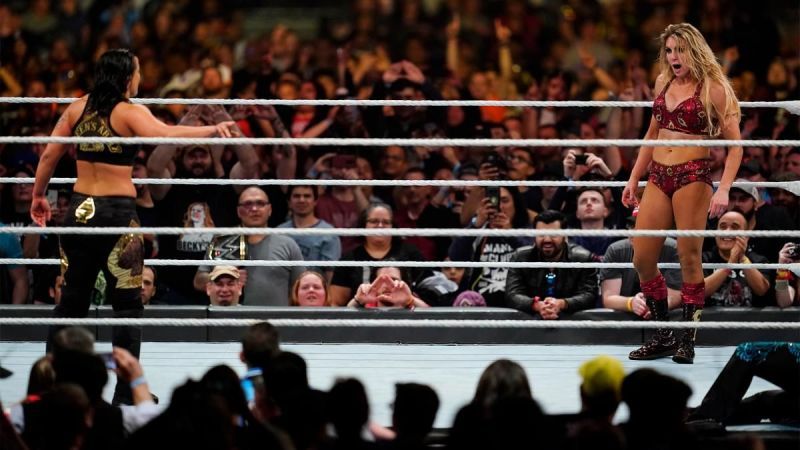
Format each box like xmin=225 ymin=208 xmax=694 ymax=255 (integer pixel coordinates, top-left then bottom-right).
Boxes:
xmin=574 ymin=154 xmax=588 ymax=165
xmin=788 ymin=243 xmax=800 ymax=260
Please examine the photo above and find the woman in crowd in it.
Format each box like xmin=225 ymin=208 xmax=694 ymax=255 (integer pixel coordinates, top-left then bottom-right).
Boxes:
xmin=329 ymin=203 xmax=426 ymax=306
xmin=291 ymin=271 xmax=331 ymax=307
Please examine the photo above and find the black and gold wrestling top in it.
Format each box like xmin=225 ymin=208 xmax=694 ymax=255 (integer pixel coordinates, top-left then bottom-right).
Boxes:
xmin=72 ymin=102 xmax=137 ymax=166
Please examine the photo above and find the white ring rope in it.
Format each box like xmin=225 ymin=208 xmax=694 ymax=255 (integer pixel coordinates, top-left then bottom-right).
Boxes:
xmin=0 ymin=136 xmax=796 ymax=147
xmin=1 ymin=97 xmax=798 ymax=111
xmin=1 ymin=177 xmax=796 ymax=192
xmin=0 ymin=226 xmax=797 ymax=238
xmin=1 ymin=258 xmax=794 ymax=271
xmin=0 ymin=317 xmax=796 ymax=330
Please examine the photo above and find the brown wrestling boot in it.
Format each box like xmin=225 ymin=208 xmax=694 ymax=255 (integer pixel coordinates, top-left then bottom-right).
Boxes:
xmin=673 ymin=304 xmax=702 ymax=364
xmin=629 ymin=298 xmax=678 ymax=360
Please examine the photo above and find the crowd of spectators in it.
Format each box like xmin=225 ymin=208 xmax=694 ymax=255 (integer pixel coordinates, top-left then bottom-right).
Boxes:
xmin=1 ymin=0 xmax=799 ymax=312
xmin=2 ymin=326 xmax=797 ymax=450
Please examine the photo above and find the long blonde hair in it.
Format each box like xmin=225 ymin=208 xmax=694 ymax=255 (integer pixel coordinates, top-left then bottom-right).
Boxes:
xmin=657 ymin=23 xmax=740 ymax=136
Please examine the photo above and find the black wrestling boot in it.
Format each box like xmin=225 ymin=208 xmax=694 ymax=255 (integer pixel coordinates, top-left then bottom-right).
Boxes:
xmin=629 ymin=298 xmax=678 ymax=360
xmin=111 ymin=308 xmax=143 ymax=406
xmin=673 ymin=304 xmax=702 ymax=364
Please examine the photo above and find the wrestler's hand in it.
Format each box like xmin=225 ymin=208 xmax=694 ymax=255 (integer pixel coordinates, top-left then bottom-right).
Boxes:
xmin=621 ymin=179 xmax=639 ymax=209
xmin=708 ymin=188 xmax=729 ymax=219
xmin=31 ymin=195 xmax=51 ymax=226
xmin=214 ymin=121 xmax=237 ymax=138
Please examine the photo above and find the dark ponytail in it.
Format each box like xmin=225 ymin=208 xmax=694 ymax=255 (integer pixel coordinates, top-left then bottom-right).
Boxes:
xmin=87 ymin=48 xmax=135 ymax=116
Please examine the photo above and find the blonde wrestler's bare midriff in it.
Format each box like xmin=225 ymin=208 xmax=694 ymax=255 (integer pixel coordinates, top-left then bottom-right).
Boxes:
xmin=652 ymin=128 xmax=710 ymax=166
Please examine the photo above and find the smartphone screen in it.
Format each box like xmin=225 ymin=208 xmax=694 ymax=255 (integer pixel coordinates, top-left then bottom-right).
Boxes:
xmin=99 ymin=352 xmax=116 ymax=370
xmin=485 ymin=186 xmax=500 ymax=209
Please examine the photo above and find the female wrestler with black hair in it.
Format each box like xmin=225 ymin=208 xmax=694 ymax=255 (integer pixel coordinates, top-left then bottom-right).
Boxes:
xmin=31 ymin=48 xmax=236 ymax=402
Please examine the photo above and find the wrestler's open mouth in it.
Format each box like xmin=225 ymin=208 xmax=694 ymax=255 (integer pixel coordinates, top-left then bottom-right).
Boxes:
xmin=672 ymin=64 xmax=682 ymax=70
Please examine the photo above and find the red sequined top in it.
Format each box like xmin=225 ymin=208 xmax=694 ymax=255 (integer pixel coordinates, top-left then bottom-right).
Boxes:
xmin=652 ymin=79 xmax=711 ymax=135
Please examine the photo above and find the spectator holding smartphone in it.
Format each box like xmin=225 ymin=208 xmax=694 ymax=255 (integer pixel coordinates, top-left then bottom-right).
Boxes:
xmin=550 ymin=149 xmax=619 ymax=218
xmin=449 ymin=186 xmax=530 ymax=307
xmin=459 ymin=153 xmax=507 ymax=227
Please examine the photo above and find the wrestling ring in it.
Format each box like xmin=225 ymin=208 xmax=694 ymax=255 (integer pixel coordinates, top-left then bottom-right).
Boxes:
xmin=0 ymin=96 xmax=799 ymax=434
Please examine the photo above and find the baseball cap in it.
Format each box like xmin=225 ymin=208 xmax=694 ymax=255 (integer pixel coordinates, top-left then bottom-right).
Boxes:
xmin=730 ymin=178 xmax=760 ymax=203
xmin=209 ymin=265 xmax=240 ymax=281
xmin=579 ymin=355 xmax=625 ymax=399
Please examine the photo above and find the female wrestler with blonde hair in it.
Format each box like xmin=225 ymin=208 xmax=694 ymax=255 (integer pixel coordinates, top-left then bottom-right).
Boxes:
xmin=622 ymin=23 xmax=742 ymax=364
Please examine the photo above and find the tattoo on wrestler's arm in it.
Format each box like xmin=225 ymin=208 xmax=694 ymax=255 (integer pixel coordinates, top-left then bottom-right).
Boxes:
xmin=55 ymin=111 xmax=68 ymax=130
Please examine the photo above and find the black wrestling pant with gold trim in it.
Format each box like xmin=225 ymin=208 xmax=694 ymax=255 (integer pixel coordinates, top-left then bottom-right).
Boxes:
xmin=49 ymin=193 xmax=144 ymax=405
